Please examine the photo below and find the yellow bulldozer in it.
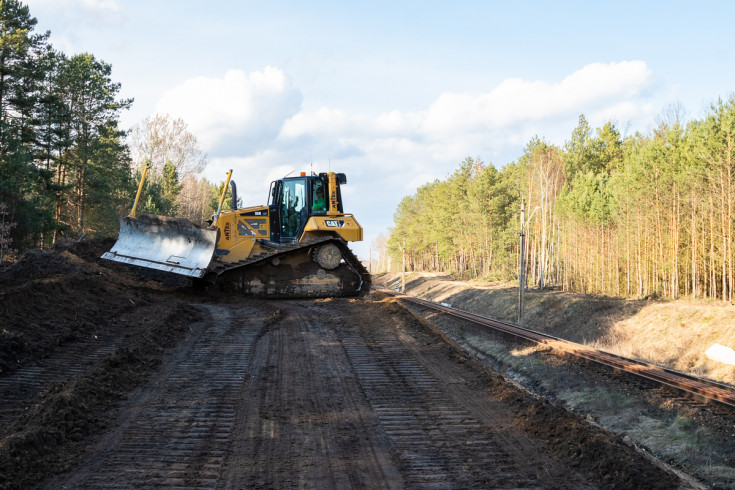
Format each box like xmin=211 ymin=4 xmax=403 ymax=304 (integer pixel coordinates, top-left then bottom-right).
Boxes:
xmin=102 ymin=168 xmax=370 ymax=298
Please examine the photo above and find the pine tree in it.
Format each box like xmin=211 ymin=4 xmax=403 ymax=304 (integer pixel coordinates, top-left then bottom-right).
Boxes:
xmin=0 ymin=0 xmax=55 ymax=249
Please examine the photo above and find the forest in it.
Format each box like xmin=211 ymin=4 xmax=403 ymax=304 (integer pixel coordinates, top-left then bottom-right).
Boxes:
xmin=388 ymin=103 xmax=735 ymax=302
xmin=0 ymin=1 xmax=227 ymax=262
xmin=3 ymin=1 xmax=734 ymax=303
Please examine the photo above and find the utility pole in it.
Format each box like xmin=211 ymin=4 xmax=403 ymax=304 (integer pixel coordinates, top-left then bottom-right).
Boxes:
xmin=519 ymin=199 xmax=525 ymax=326
xmin=401 ymin=238 xmax=406 ymax=293
xmin=518 ymin=198 xmax=540 ymax=326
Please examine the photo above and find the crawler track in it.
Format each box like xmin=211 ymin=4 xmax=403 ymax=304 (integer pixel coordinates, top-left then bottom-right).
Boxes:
xmin=384 ymin=290 xmax=735 ymax=411
xmin=209 ymin=236 xmax=371 ymax=298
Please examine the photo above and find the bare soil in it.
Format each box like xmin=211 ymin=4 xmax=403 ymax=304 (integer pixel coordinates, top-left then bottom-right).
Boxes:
xmin=0 ymin=244 xmax=694 ymax=488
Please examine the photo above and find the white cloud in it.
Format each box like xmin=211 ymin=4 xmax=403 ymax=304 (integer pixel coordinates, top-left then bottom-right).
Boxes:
xmin=156 ymin=67 xmax=302 ymax=157
xmin=169 ymin=61 xmax=654 ymax=179
xmin=588 ymin=101 xmax=655 ymax=129
xmin=280 ymin=107 xmax=355 ymax=139
xmin=277 ymin=60 xmax=653 ymax=156
xmin=421 ymin=61 xmax=653 ymax=135
xmin=272 ymin=60 xmax=656 ymax=256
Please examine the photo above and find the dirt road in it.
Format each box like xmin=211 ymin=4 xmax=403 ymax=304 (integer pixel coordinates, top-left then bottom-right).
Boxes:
xmin=0 ymin=242 xmax=682 ymax=488
xmin=38 ymin=297 xmax=674 ymax=489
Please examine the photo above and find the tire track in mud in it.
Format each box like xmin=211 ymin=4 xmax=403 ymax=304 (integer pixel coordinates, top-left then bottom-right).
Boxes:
xmin=288 ymin=300 xmax=588 ymax=488
xmin=46 ymin=304 xmax=260 ymax=489
xmin=315 ymin=298 xmax=610 ymax=489
xmin=332 ymin=309 xmax=550 ymax=488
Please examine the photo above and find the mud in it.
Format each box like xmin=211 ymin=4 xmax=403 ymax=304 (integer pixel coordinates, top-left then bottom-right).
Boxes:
xmin=0 ymin=242 xmax=686 ymax=488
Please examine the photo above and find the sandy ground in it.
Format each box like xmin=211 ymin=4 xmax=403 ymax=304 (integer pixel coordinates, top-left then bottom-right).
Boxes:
xmin=0 ymin=242 xmax=689 ymax=488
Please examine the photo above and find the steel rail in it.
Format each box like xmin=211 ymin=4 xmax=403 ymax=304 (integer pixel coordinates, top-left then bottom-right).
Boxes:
xmin=382 ymin=290 xmax=735 ymax=411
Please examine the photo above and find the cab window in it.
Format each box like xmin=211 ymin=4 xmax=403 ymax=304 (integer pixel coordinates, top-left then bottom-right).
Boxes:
xmin=311 ymin=179 xmax=327 ymax=213
xmin=280 ymin=178 xmax=306 ymax=238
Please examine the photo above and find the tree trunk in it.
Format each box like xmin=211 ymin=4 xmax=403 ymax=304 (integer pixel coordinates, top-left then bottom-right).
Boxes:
xmin=691 ymin=192 xmax=697 ymax=298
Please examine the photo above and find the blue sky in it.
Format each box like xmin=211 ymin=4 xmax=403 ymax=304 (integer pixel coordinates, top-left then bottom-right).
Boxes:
xmin=24 ymin=0 xmax=735 ymax=259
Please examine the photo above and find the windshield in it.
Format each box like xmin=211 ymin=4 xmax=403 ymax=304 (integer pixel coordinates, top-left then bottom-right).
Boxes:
xmin=280 ymin=178 xmax=306 ymax=238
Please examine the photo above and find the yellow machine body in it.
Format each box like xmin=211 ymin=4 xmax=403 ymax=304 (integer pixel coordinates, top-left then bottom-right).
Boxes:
xmin=301 ymin=215 xmax=363 ymax=242
xmin=214 ymin=205 xmax=270 ymax=263
xmin=215 ymin=207 xmax=363 ymax=263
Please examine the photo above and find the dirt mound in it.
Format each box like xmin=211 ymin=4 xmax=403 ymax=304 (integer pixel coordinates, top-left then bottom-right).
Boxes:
xmin=0 ymin=303 xmax=201 ymax=488
xmin=54 ymin=237 xmax=118 ymax=263
xmin=0 ymin=239 xmax=114 ymax=285
xmin=0 ymin=239 xmax=177 ymax=375
xmin=0 ymin=239 xmax=204 ymax=488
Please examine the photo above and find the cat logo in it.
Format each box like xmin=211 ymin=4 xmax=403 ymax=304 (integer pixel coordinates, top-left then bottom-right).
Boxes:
xmin=325 ymin=220 xmax=345 ymax=227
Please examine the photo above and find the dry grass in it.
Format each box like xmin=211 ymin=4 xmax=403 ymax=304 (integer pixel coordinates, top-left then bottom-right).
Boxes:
xmin=590 ymin=304 xmax=735 ymax=384
xmin=378 ymin=272 xmax=735 ymax=385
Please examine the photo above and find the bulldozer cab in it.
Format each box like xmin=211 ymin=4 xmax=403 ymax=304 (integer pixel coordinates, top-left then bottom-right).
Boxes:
xmin=268 ymin=173 xmax=345 ymax=242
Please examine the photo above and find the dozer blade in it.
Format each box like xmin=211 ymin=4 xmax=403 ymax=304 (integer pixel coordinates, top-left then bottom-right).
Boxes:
xmin=101 ymin=214 xmax=218 ymax=278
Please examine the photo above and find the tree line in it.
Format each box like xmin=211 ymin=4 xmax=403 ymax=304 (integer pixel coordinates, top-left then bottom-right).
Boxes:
xmin=388 ymin=100 xmax=735 ymax=301
xmin=0 ymin=1 xmax=228 ymax=262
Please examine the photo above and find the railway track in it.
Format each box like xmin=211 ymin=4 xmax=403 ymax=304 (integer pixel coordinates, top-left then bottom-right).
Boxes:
xmin=383 ymin=289 xmax=735 ymax=411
